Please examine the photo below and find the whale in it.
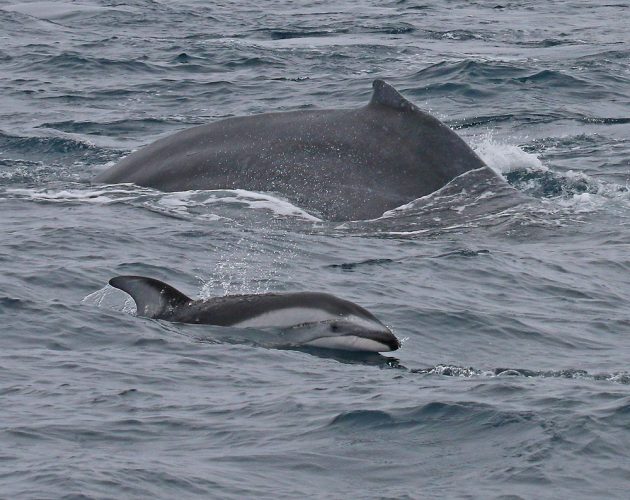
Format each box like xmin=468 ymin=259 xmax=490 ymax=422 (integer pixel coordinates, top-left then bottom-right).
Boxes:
xmin=94 ymin=80 xmax=489 ymax=221
xmin=109 ymin=276 xmax=400 ymax=352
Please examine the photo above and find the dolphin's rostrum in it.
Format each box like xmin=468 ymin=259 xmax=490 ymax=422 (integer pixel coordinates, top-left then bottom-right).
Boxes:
xmin=95 ymin=80 xmax=489 ymax=221
xmin=109 ymin=276 xmax=400 ymax=352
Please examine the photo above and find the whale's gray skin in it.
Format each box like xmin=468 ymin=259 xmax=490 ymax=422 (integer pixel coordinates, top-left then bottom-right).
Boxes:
xmin=109 ymin=276 xmax=400 ymax=352
xmin=95 ymin=80 xmax=488 ymax=221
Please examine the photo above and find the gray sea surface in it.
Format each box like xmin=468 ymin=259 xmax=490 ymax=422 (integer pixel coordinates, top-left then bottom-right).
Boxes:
xmin=1 ymin=0 xmax=630 ymax=498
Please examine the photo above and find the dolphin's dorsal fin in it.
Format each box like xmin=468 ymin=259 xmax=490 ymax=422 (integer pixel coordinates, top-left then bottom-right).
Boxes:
xmin=369 ymin=79 xmax=415 ymax=111
xmin=109 ymin=275 xmax=191 ymax=320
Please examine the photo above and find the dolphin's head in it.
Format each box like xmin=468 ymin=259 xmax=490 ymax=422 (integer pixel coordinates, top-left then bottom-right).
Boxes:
xmin=288 ymin=316 xmax=400 ymax=353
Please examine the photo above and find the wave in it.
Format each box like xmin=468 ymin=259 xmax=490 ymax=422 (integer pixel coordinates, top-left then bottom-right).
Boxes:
xmin=251 ymin=21 xmax=415 ymax=41
xmin=0 ymin=131 xmax=99 ymax=156
xmin=0 ymin=132 xmax=118 ymax=182
xmin=411 ymin=365 xmax=630 ymax=385
xmin=426 ymin=29 xmax=484 ymax=41
xmin=409 ymin=60 xmax=621 ymax=101
xmin=451 ymin=112 xmax=630 ymax=130
xmin=36 ymin=118 xmax=174 ymax=137
xmin=326 ymin=401 xmax=536 ymax=432
xmin=20 ymin=52 xmax=163 ymax=74
xmin=2 ymin=2 xmax=126 ymax=22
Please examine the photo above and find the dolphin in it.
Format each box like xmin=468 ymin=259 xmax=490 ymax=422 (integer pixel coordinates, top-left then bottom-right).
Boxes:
xmin=94 ymin=80 xmax=489 ymax=221
xmin=109 ymin=276 xmax=400 ymax=352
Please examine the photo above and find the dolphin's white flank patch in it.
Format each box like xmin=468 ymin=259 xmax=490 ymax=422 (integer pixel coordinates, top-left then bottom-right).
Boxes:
xmin=234 ymin=307 xmax=337 ymax=328
xmin=235 ymin=310 xmax=386 ymax=332
xmin=303 ymin=336 xmax=392 ymax=352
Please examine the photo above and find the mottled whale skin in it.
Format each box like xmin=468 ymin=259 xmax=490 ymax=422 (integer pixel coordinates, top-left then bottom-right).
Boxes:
xmin=94 ymin=80 xmax=488 ymax=221
xmin=109 ymin=276 xmax=400 ymax=352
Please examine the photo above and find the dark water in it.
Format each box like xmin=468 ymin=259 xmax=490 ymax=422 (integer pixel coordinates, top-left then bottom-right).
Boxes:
xmin=2 ymin=0 xmax=630 ymax=498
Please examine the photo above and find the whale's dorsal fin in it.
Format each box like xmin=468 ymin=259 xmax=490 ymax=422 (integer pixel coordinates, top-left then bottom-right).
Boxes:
xmin=369 ymin=79 xmax=416 ymax=111
xmin=109 ymin=275 xmax=191 ymax=320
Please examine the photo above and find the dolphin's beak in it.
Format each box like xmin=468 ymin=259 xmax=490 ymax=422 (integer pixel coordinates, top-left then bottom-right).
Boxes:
xmin=368 ymin=328 xmax=401 ymax=352
xmin=346 ymin=322 xmax=400 ymax=352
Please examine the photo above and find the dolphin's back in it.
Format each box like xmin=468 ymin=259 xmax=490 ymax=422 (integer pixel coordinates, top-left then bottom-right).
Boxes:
xmin=109 ymin=275 xmax=377 ymax=326
xmin=95 ymin=80 xmax=487 ymax=221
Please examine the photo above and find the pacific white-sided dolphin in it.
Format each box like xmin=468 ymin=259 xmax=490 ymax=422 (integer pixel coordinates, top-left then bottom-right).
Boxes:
xmin=94 ymin=80 xmax=489 ymax=221
xmin=109 ymin=276 xmax=400 ymax=352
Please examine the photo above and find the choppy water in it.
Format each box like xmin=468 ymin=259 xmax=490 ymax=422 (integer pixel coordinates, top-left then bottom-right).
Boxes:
xmin=1 ymin=0 xmax=630 ymax=498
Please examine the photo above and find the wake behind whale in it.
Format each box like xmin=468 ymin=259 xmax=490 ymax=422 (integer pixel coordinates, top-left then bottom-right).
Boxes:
xmin=94 ymin=80 xmax=493 ymax=221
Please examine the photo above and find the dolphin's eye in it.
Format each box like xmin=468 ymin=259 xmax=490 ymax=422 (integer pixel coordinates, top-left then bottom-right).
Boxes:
xmin=330 ymin=323 xmax=340 ymax=333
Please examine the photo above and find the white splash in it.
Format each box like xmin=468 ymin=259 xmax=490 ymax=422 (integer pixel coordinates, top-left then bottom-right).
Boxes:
xmin=202 ymin=189 xmax=322 ymax=221
xmin=82 ymin=284 xmax=137 ymax=314
xmin=5 ymin=186 xmax=140 ymax=204
xmin=473 ymin=137 xmax=546 ymax=175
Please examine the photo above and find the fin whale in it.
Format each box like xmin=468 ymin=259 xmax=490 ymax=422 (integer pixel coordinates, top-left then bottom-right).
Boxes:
xmin=94 ymin=80 xmax=489 ymax=221
xmin=109 ymin=276 xmax=400 ymax=352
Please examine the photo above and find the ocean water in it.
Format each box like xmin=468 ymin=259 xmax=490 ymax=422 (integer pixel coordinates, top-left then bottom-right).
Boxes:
xmin=1 ymin=0 xmax=630 ymax=498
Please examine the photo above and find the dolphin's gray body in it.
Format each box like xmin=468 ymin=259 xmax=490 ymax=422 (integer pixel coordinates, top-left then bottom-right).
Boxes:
xmin=95 ymin=80 xmax=488 ymax=221
xmin=110 ymin=276 xmax=400 ymax=352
